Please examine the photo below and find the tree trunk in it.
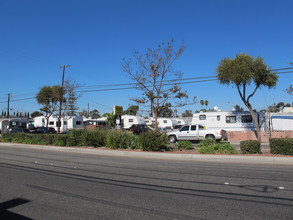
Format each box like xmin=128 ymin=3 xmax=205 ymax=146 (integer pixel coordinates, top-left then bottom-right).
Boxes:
xmin=154 ymin=112 xmax=158 ymax=130
xmin=247 ymin=105 xmax=261 ymax=142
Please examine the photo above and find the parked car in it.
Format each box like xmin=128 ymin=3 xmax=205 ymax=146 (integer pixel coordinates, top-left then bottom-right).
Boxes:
xmin=30 ymin=127 xmax=56 ymax=134
xmin=167 ymin=124 xmax=227 ymax=143
xmin=7 ymin=127 xmax=30 ymax=133
xmin=130 ymin=124 xmax=148 ymax=134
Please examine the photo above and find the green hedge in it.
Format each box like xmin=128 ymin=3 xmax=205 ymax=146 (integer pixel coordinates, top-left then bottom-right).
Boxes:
xmin=197 ymin=139 xmax=235 ymax=154
xmin=1 ymin=129 xmax=170 ymax=152
xmin=270 ymin=138 xmax=293 ymax=155
xmin=240 ymin=140 xmax=261 ymax=154
xmin=105 ymin=130 xmax=135 ymax=149
xmin=198 ymin=142 xmax=236 ymax=154
xmin=135 ymin=130 xmax=169 ymax=151
xmin=177 ymin=141 xmax=194 ymax=150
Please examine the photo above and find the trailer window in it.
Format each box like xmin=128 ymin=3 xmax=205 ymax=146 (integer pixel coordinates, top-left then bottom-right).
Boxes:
xmin=217 ymin=115 xmax=220 ymax=121
xmin=199 ymin=115 xmax=206 ymax=120
xmin=241 ymin=115 xmax=252 ymax=123
xmin=163 ymin=120 xmax=167 ymax=123
xmin=128 ymin=119 xmax=134 ymax=123
xmin=226 ymin=116 xmax=236 ymax=123
xmin=76 ymin=121 xmax=82 ymax=125
xmin=63 ymin=121 xmax=67 ymax=125
xmin=49 ymin=121 xmax=54 ymax=125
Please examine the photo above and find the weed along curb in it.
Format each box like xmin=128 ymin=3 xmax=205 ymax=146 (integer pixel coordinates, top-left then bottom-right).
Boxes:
xmin=0 ymin=142 xmax=292 ymax=166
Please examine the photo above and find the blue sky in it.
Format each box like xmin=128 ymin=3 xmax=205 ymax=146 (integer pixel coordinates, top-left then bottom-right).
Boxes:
xmin=0 ymin=0 xmax=292 ymax=116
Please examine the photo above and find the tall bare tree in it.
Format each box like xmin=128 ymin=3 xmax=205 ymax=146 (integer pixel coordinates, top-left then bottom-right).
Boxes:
xmin=57 ymin=79 xmax=80 ymax=133
xmin=122 ymin=39 xmax=195 ymax=129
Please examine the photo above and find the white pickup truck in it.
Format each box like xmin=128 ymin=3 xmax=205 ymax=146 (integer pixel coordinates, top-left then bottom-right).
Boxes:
xmin=167 ymin=124 xmax=227 ymax=143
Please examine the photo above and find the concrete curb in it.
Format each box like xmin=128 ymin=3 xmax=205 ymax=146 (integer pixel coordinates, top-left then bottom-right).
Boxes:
xmin=0 ymin=142 xmax=292 ymax=165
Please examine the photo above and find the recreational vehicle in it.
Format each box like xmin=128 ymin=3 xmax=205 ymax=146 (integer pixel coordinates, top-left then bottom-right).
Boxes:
xmin=157 ymin=118 xmax=178 ymax=130
xmin=121 ymin=115 xmax=146 ymax=130
xmin=0 ymin=118 xmax=29 ymax=134
xmin=34 ymin=115 xmax=83 ymax=133
xmin=269 ymin=112 xmax=293 ymax=131
xmin=83 ymin=117 xmax=107 ymax=127
xmin=192 ymin=111 xmax=266 ymax=131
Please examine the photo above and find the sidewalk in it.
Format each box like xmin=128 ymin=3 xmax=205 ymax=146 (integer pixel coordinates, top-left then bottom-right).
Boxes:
xmin=0 ymin=142 xmax=292 ymax=166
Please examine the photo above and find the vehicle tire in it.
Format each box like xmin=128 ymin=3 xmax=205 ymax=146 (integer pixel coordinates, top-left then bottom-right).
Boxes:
xmin=168 ymin=135 xmax=177 ymax=143
xmin=205 ymin=134 xmax=215 ymax=140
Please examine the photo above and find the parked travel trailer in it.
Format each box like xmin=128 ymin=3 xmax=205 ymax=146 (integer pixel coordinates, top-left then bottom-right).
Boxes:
xmin=173 ymin=118 xmax=188 ymax=126
xmin=192 ymin=111 xmax=266 ymax=131
xmin=269 ymin=113 xmax=293 ymax=131
xmin=0 ymin=118 xmax=29 ymax=134
xmin=157 ymin=118 xmax=178 ymax=130
xmin=145 ymin=117 xmax=155 ymax=126
xmin=83 ymin=117 xmax=107 ymax=127
xmin=34 ymin=115 xmax=83 ymax=132
xmin=121 ymin=115 xmax=146 ymax=129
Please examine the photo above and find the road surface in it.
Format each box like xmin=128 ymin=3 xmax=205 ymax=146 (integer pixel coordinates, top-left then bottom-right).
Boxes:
xmin=0 ymin=144 xmax=292 ymax=219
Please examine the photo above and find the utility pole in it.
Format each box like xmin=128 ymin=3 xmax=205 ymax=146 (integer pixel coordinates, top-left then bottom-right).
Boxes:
xmin=88 ymin=103 xmax=90 ymax=118
xmin=58 ymin=65 xmax=70 ymax=133
xmin=7 ymin=93 xmax=11 ymax=118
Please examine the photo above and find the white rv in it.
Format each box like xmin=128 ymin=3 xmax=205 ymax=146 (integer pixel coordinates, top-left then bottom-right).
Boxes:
xmin=157 ymin=118 xmax=178 ymax=130
xmin=192 ymin=111 xmax=266 ymax=131
xmin=121 ymin=115 xmax=146 ymax=129
xmin=0 ymin=118 xmax=29 ymax=134
xmin=145 ymin=117 xmax=155 ymax=126
xmin=173 ymin=118 xmax=188 ymax=126
xmin=83 ymin=117 xmax=107 ymax=127
xmin=269 ymin=112 xmax=293 ymax=131
xmin=34 ymin=115 xmax=83 ymax=133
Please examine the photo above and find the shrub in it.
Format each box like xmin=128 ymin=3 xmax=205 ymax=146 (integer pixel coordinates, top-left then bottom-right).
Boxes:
xmin=177 ymin=141 xmax=194 ymax=150
xmin=270 ymin=138 xmax=293 ymax=155
xmin=67 ymin=129 xmax=84 ymax=146
xmin=53 ymin=135 xmax=68 ymax=146
xmin=198 ymin=142 xmax=236 ymax=154
xmin=106 ymin=130 xmax=134 ymax=149
xmin=240 ymin=140 xmax=261 ymax=154
xmin=198 ymin=138 xmax=216 ymax=148
xmin=81 ymin=129 xmax=107 ymax=148
xmin=136 ymin=130 xmax=169 ymax=151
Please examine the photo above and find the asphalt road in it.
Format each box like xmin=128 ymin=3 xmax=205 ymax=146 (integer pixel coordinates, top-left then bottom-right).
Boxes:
xmin=0 ymin=144 xmax=292 ymax=219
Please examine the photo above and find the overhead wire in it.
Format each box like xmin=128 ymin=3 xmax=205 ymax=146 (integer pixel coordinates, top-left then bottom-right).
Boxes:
xmin=0 ymin=68 xmax=292 ymax=104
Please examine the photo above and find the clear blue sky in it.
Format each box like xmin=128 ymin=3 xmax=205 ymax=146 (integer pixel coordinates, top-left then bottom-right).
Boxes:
xmin=0 ymin=0 xmax=292 ymax=116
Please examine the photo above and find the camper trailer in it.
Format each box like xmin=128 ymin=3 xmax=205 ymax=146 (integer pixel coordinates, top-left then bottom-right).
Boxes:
xmin=121 ymin=115 xmax=146 ymax=130
xmin=192 ymin=111 xmax=266 ymax=131
xmin=157 ymin=118 xmax=178 ymax=130
xmin=0 ymin=118 xmax=29 ymax=134
xmin=34 ymin=115 xmax=83 ymax=133
xmin=269 ymin=112 xmax=293 ymax=131
xmin=83 ymin=117 xmax=107 ymax=127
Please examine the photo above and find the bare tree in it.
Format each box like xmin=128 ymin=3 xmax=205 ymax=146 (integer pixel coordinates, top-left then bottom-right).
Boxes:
xmin=122 ymin=39 xmax=195 ymax=129
xmin=56 ymin=79 xmax=80 ymax=133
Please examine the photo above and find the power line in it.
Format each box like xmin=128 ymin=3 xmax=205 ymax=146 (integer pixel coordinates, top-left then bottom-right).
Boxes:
xmin=1 ymin=68 xmax=292 ymax=104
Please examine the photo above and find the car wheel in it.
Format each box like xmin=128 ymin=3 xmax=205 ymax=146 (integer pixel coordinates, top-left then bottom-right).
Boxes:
xmin=168 ymin=135 xmax=176 ymax=143
xmin=205 ymin=134 xmax=215 ymax=140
